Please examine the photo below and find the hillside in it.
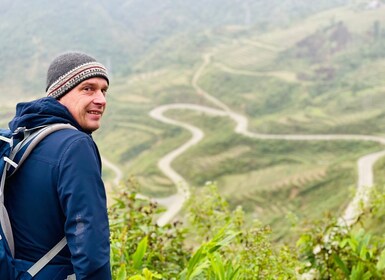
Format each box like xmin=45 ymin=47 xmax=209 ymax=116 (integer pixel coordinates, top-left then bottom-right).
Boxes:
xmin=0 ymin=0 xmax=349 ymax=98
xmin=2 ymin=0 xmax=385 ymax=241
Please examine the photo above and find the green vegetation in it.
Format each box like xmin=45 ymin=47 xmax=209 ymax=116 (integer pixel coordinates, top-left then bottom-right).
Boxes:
xmin=109 ymin=181 xmax=385 ymax=279
xmin=163 ymin=110 xmax=382 ymax=240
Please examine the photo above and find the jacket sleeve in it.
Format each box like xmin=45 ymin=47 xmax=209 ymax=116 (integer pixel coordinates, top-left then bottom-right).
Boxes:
xmin=57 ymin=135 xmax=111 ymax=280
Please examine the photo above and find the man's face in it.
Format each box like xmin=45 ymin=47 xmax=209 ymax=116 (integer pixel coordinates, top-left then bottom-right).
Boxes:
xmin=59 ymin=77 xmax=108 ymax=133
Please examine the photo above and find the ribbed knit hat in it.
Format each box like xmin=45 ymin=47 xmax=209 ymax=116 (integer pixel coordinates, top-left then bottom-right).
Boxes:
xmin=46 ymin=52 xmax=109 ymax=99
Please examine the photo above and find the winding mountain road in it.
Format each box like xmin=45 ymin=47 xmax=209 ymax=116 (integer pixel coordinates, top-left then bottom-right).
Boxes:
xmin=101 ymin=156 xmax=123 ymax=187
xmin=149 ymin=103 xmax=385 ymax=226
xmin=104 ymin=52 xmax=385 ymax=227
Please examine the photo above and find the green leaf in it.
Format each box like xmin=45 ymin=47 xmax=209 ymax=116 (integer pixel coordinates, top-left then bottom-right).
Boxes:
xmin=186 ymin=246 xmax=205 ymax=273
xmin=209 ymin=253 xmax=225 ymax=280
xmin=227 ymin=265 xmax=240 ymax=280
xmin=332 ymin=254 xmax=349 ymax=278
xmin=117 ymin=264 xmax=127 ymax=280
xmin=143 ymin=268 xmax=162 ymax=280
xmin=189 ymin=261 xmax=210 ymax=279
xmin=348 ymin=238 xmax=358 ymax=253
xmin=132 ymin=236 xmax=148 ymax=270
xmin=376 ymin=249 xmax=385 ymax=271
xmin=340 ymin=238 xmax=350 ymax=248
xmin=350 ymin=263 xmax=364 ymax=280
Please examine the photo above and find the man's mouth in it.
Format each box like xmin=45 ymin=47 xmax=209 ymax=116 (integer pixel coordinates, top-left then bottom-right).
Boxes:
xmin=88 ymin=110 xmax=102 ymax=116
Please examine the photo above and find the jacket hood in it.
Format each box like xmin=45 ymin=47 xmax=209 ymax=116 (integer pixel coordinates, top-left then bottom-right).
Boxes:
xmin=9 ymin=97 xmax=84 ymax=132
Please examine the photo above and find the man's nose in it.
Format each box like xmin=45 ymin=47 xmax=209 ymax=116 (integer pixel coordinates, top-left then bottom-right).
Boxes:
xmin=93 ymin=90 xmax=107 ymax=105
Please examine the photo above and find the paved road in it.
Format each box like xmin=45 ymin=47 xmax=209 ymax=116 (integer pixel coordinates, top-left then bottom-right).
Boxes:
xmin=149 ymin=103 xmax=385 ymax=226
xmin=101 ymin=156 xmax=123 ymax=187
xmin=339 ymin=149 xmax=385 ymax=226
xmin=104 ymin=52 xmax=385 ymax=227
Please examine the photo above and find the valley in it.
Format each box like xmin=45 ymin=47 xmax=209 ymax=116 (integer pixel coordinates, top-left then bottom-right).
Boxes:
xmin=103 ymin=43 xmax=385 ymax=236
xmin=2 ymin=0 xmax=385 ymax=241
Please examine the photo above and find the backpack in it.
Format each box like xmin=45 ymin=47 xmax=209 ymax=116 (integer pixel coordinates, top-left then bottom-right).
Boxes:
xmin=0 ymin=123 xmax=76 ymax=279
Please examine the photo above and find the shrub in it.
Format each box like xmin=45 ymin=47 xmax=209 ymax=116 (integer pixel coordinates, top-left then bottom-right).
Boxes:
xmin=109 ymin=178 xmax=189 ymax=279
xmin=109 ymin=181 xmax=385 ymax=279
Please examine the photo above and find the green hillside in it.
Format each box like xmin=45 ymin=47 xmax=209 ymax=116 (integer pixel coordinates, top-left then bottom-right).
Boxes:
xmin=2 ymin=0 xmax=385 ymax=241
xmin=0 ymin=0 xmax=349 ymax=97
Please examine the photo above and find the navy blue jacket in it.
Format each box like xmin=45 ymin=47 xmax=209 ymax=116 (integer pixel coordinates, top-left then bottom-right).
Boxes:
xmin=5 ymin=97 xmax=111 ymax=279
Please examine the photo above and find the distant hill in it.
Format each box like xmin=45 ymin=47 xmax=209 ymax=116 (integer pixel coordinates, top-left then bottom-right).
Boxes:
xmin=0 ymin=0 xmax=349 ymax=99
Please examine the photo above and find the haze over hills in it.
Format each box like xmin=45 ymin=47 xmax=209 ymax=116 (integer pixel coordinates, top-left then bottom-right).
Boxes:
xmin=2 ymin=0 xmax=385 ymax=240
xmin=0 ymin=0 xmax=349 ymax=98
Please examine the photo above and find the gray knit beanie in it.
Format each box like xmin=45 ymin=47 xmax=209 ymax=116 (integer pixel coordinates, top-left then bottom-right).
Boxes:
xmin=46 ymin=52 xmax=109 ymax=99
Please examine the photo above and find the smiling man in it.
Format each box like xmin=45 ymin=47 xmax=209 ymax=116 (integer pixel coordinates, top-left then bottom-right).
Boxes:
xmin=57 ymin=77 xmax=108 ymax=133
xmin=5 ymin=52 xmax=112 ymax=279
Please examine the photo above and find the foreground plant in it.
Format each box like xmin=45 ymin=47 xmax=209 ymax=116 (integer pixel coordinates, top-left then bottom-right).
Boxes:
xmin=109 ymin=180 xmax=385 ymax=279
xmin=297 ymin=214 xmax=385 ymax=279
xmin=185 ymin=184 xmax=298 ymax=279
xmin=109 ymin=178 xmax=189 ymax=279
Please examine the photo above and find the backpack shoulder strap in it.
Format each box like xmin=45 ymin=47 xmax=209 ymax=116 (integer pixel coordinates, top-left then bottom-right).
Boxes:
xmin=0 ymin=130 xmax=15 ymax=259
xmin=27 ymin=237 xmax=68 ymax=277
xmin=8 ymin=123 xmax=77 ymax=176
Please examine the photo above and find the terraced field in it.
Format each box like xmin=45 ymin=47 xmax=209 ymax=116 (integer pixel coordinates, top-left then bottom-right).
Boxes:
xmin=102 ymin=51 xmax=385 ymax=236
xmin=93 ymin=3 xmax=385 ymax=239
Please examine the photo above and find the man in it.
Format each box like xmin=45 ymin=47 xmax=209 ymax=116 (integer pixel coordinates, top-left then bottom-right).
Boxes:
xmin=5 ymin=52 xmax=111 ymax=279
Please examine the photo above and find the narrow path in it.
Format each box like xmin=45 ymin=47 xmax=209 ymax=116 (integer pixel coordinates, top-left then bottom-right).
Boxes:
xmin=150 ymin=103 xmax=385 ymax=226
xmin=339 ymin=149 xmax=385 ymax=225
xmin=101 ymin=52 xmax=385 ymax=227
xmin=101 ymin=156 xmax=123 ymax=187
xmin=191 ymin=53 xmax=232 ymax=113
xmin=148 ymin=52 xmax=385 ymax=227
xmin=149 ymin=106 xmax=203 ymax=226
